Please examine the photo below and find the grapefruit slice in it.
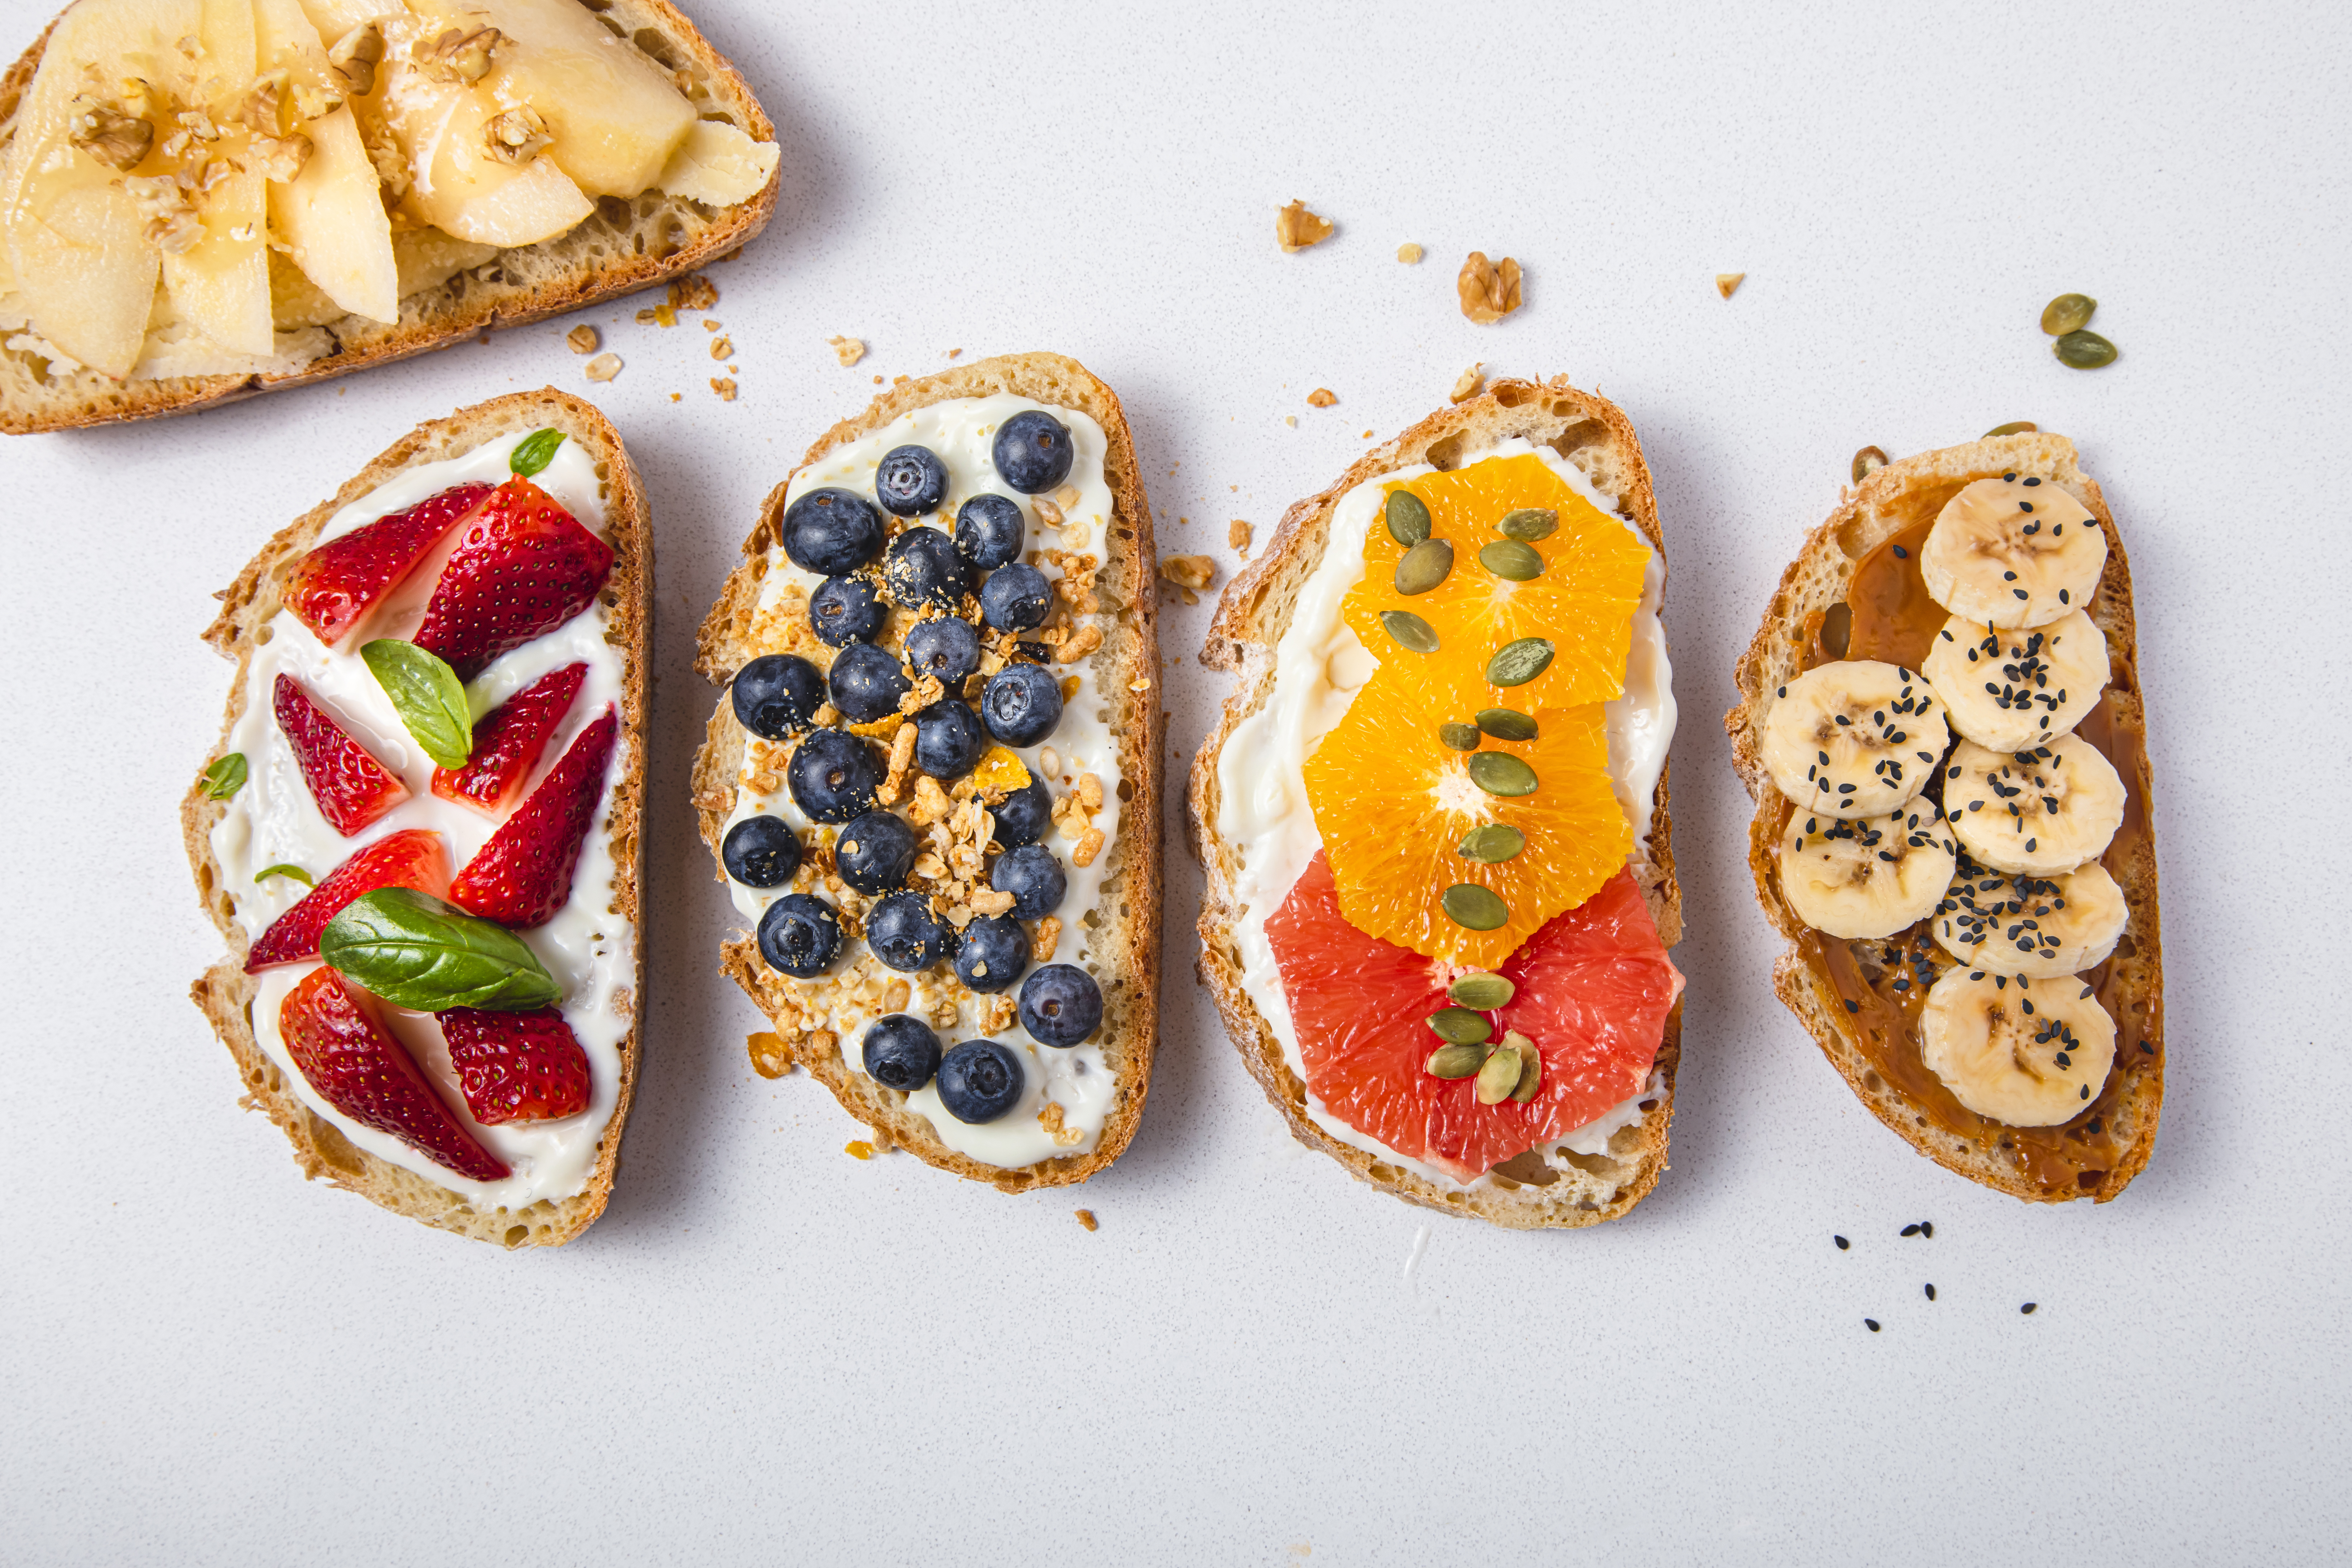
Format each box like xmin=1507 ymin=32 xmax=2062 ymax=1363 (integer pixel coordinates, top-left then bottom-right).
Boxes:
xmin=1266 ymin=850 xmax=1681 ymax=1182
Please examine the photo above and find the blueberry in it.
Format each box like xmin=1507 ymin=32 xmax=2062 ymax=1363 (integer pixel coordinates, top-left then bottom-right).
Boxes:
xmin=826 ymin=641 xmax=911 ymax=723
xmin=787 ymin=728 xmax=881 ymax=823
xmin=873 ymin=444 xmax=949 ymax=517
xmin=731 ymin=654 xmax=827 ymax=740
xmin=867 ymin=890 xmax=951 ymax=971
xmin=883 ymin=525 xmax=973 ymax=611
xmin=905 ymin=616 xmax=982 ymax=685
xmin=913 ymin=699 xmax=987 ymax=780
xmin=834 ymin=809 xmax=917 ymax=895
xmin=809 ymin=574 xmax=886 ymax=646
xmin=722 ymin=814 xmax=802 ymax=888
xmin=978 ymin=563 xmax=1052 ymax=633
xmin=757 ymin=893 xmax=842 ymax=978
xmin=1019 ymin=963 xmax=1103 ymax=1047
xmin=952 ymin=914 xmax=1030 ymax=994
xmin=990 ymin=843 xmax=1067 ymax=920
xmin=954 ymin=493 xmax=1025 ymax=569
xmin=861 ymin=1014 xmax=942 ymax=1091
xmin=992 ymin=410 xmax=1074 ymax=494
xmin=990 ymin=777 xmax=1053 ymax=848
xmin=981 ymin=662 xmax=1064 ymax=746
xmin=781 ymin=487 xmax=885 ymax=575
xmin=935 ymin=1039 xmax=1024 ymax=1123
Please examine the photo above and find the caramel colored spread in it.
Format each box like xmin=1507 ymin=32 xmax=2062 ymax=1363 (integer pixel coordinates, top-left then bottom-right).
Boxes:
xmin=1794 ymin=504 xmax=2159 ymax=1196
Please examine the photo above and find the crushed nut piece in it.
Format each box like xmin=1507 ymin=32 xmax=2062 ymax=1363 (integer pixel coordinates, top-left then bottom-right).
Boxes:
xmin=670 ymin=274 xmax=717 ymax=311
xmin=485 ymin=105 xmax=550 ymax=165
xmin=1038 ymin=1101 xmax=1083 ymax=1148
xmin=584 ymin=352 xmax=622 ymax=383
xmin=420 ymin=26 xmax=500 ymax=85
xmin=1228 ymin=519 xmax=1252 ymax=555
xmin=710 ymin=335 xmax=733 ymax=360
xmin=1449 ymin=362 xmax=1485 ymax=403
xmin=1074 ymin=1208 xmax=1098 ymax=1231
xmin=67 ymin=98 xmax=153 ymax=170
xmin=567 ymin=324 xmax=600 ymax=354
xmin=710 ymin=377 xmax=737 ymax=401
xmin=830 ymin=335 xmax=865 ymax=366
xmin=1716 ymin=271 xmax=1745 ymax=299
xmin=1276 ymin=199 xmax=1333 ymax=252
xmin=1307 ymin=388 xmax=1336 ymax=408
xmin=1396 ymin=242 xmax=1423 ymax=264
xmin=1159 ymin=554 xmax=1215 ymax=592
xmin=1055 ymin=625 xmax=1103 ymax=663
xmin=328 ymin=21 xmax=384 ymax=95
xmin=1457 ymin=251 xmax=1524 ymax=324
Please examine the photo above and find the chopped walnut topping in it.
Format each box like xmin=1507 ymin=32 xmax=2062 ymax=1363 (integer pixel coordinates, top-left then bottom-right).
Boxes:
xmin=1159 ymin=554 xmax=1215 ymax=593
xmin=1228 ymin=519 xmax=1252 ymax=556
xmin=567 ymin=324 xmax=600 ymax=354
xmin=1275 ymin=199 xmax=1332 ymax=252
xmin=710 ymin=377 xmax=737 ymax=401
xmin=1055 ymin=625 xmax=1102 ymax=663
xmin=67 ymin=98 xmax=153 ymax=170
xmin=829 ymin=334 xmax=865 ymax=366
xmin=1396 ymin=242 xmax=1424 ymax=264
xmin=1450 ymin=362 xmax=1485 ymax=403
xmin=1458 ymin=251 xmax=1524 ymax=324
xmin=584 ymin=352 xmax=622 ymax=383
xmin=248 ymin=132 xmax=313 ymax=182
xmin=1307 ymin=388 xmax=1336 ymax=408
xmin=420 ymin=26 xmax=500 ymax=85
xmin=1716 ymin=271 xmax=1745 ymax=299
xmin=485 ymin=105 xmax=550 ymax=165
xmin=328 ymin=22 xmax=385 ymax=95
xmin=125 ymin=174 xmax=203 ymax=253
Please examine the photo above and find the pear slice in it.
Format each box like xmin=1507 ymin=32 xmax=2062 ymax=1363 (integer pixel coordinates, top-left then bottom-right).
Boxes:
xmin=252 ymin=0 xmax=397 ymax=322
xmin=654 ymin=119 xmax=779 ymax=208
xmin=159 ymin=0 xmax=273 ymax=357
xmin=377 ymin=66 xmax=592 ymax=247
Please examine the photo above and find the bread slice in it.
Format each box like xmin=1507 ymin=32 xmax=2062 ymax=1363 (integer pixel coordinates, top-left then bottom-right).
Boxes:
xmin=1191 ymin=376 xmax=1683 ymax=1229
xmin=0 ymin=0 xmax=777 ymax=435
xmin=182 ymin=387 xmax=650 ymax=1247
xmin=1725 ymin=432 xmax=2164 ymax=1202
xmin=691 ymin=351 xmax=1162 ymax=1191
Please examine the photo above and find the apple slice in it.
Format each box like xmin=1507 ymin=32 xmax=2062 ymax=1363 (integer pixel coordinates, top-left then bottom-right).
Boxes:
xmin=654 ymin=119 xmax=779 ymax=208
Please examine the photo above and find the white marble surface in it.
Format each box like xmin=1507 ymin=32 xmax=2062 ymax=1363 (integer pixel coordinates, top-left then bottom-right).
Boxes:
xmin=2 ymin=1 xmax=2346 ymax=1562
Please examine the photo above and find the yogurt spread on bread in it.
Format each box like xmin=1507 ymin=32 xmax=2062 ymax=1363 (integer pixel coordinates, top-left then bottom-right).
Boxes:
xmin=718 ymin=394 xmax=1127 ymax=1170
xmin=1217 ymin=439 xmax=1676 ymax=1189
xmin=208 ymin=433 xmax=633 ymax=1211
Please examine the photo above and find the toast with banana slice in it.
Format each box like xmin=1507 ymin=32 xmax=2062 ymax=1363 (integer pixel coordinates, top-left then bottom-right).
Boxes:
xmin=1726 ymin=432 xmax=2164 ymax=1203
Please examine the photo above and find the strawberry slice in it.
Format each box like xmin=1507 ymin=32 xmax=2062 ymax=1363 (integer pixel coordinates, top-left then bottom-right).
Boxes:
xmin=413 ymin=477 xmax=614 ymax=681
xmin=247 ymin=828 xmax=450 ymax=971
xmin=278 ymin=968 xmax=510 ymax=1182
xmin=440 ymin=1007 xmax=592 ymax=1123
xmin=431 ymin=661 xmax=588 ymax=816
xmin=275 ymin=674 xmax=409 ymax=836
xmin=448 ymin=706 xmax=619 ymax=928
xmin=283 ymin=482 xmax=495 ymax=647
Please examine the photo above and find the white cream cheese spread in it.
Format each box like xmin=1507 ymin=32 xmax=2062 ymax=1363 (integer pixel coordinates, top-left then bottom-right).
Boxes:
xmin=208 ymin=432 xmax=633 ymax=1211
xmin=1216 ymin=439 xmax=1677 ymax=1189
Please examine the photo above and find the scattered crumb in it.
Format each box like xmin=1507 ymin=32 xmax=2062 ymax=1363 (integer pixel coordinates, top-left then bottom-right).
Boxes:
xmin=1458 ymin=251 xmax=1523 ymax=323
xmin=710 ymin=336 xmax=733 ymax=360
xmin=703 ymin=319 xmax=722 ymax=333
xmin=1228 ymin=519 xmax=1252 ymax=556
xmin=1074 ymin=1208 xmax=1098 ymax=1232
xmin=1396 ymin=243 xmax=1423 ymax=264
xmin=475 ymin=329 xmax=491 ymax=345
xmin=710 ymin=377 xmax=737 ymax=401
xmin=1716 ymin=271 xmax=1745 ymax=299
xmin=1275 ymin=198 xmax=1333 ymax=252
xmin=1284 ymin=414 xmax=1297 ymax=427
xmin=830 ymin=335 xmax=866 ymax=366
xmin=1361 ymin=429 xmax=1373 ymax=438
xmin=669 ymin=392 xmax=680 ymax=402
xmin=670 ymin=273 xmax=717 ymax=311
xmin=1161 ymin=554 xmax=1216 ymax=594
xmin=1450 ymin=362 xmax=1485 ymax=403
xmin=947 ymin=347 xmax=962 ymax=358
xmin=845 ymin=1140 xmax=874 ymax=1160
xmin=583 ymin=352 xmax=622 ymax=383
xmin=635 ymin=303 xmax=677 ymax=328
xmin=566 ymin=324 xmax=599 ymax=354
xmin=747 ymin=1032 xmax=790 ymax=1079
xmin=1230 ymin=484 xmax=1237 ymax=491
xmin=872 ymin=374 xmax=883 ymax=384
xmin=1307 ymin=387 xmax=1336 ymax=408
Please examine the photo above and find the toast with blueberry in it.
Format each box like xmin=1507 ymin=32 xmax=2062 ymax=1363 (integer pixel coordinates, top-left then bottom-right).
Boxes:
xmin=692 ymin=352 xmax=1161 ymax=1191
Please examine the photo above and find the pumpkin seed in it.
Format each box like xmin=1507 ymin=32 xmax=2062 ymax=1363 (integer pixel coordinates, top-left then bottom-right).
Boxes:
xmin=1394 ymin=538 xmax=1454 ymax=595
xmin=1467 ymin=751 xmax=1537 ymax=796
xmin=1474 ymin=1044 xmax=1522 ymax=1105
xmin=1851 ymin=445 xmax=1889 ymax=484
xmin=1438 ymin=722 xmax=1482 ymax=751
xmin=1485 ymin=637 xmax=1554 ymax=687
xmin=1449 ymin=972 xmax=1515 ymax=1010
xmin=2053 ymin=330 xmax=2117 ymax=369
xmin=1385 ymin=489 xmax=1432 ymax=546
xmin=2040 ymin=293 xmax=2096 ymax=336
xmin=1456 ymin=824 xmax=1526 ymax=863
xmin=1478 ymin=540 xmax=1543 ymax=581
xmin=1426 ymin=1042 xmax=1490 ymax=1079
xmin=1497 ymin=507 xmax=1557 ymax=541
xmin=1476 ymin=707 xmax=1538 ymax=742
xmin=1442 ymin=882 xmax=1509 ymax=930
xmin=1505 ymin=1030 xmax=1541 ymax=1102
xmin=1983 ymin=420 xmax=2039 ymax=437
xmin=1427 ymin=1006 xmax=1492 ymax=1045
xmin=1379 ymin=610 xmax=1439 ymax=653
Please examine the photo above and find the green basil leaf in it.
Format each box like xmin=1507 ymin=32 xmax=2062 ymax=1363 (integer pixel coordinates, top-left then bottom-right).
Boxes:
xmin=509 ymin=427 xmax=566 ymax=478
xmin=255 ymin=864 xmax=315 ymax=888
xmin=361 ymin=639 xmax=472 ymax=769
xmin=319 ymin=888 xmax=561 ymax=1012
xmin=201 ymin=752 xmax=247 ymax=800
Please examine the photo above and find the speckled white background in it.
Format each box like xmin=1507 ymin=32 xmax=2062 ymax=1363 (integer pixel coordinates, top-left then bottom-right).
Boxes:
xmin=3 ymin=1 xmax=2347 ymax=1562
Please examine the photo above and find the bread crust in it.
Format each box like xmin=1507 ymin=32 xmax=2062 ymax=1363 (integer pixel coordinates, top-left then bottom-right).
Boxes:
xmin=181 ymin=388 xmax=651 ymax=1248
xmin=1189 ymin=376 xmax=1682 ymax=1229
xmin=1723 ymin=433 xmax=2164 ymax=1202
xmin=0 ymin=0 xmax=779 ymax=434
xmin=690 ymin=351 xmax=1161 ymax=1191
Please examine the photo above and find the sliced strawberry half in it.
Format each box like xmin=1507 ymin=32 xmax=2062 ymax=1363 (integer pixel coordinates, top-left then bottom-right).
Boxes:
xmin=448 ymin=706 xmax=619 ymax=928
xmin=431 ymin=660 xmax=588 ymax=816
xmin=413 ymin=477 xmax=614 ymax=681
xmin=283 ymin=481 xmax=495 ymax=647
xmin=278 ymin=968 xmax=510 ymax=1183
xmin=440 ymin=1007 xmax=592 ymax=1124
xmin=275 ymin=674 xmax=409 ymax=836
xmin=247 ymin=828 xmax=450 ymax=972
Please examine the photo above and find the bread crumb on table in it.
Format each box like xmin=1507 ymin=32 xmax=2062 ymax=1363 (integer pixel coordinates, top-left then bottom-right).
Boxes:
xmin=1396 ymin=242 xmax=1423 ymax=263
xmin=710 ymin=377 xmax=737 ymax=401
xmin=1074 ymin=1208 xmax=1098 ymax=1231
xmin=566 ymin=324 xmax=599 ymax=354
xmin=1458 ymin=252 xmax=1523 ymax=323
xmin=1275 ymin=198 xmax=1333 ymax=252
xmin=703 ymin=318 xmax=722 ymax=332
xmin=584 ymin=352 xmax=622 ymax=383
xmin=1716 ymin=271 xmax=1746 ymax=299
xmin=1307 ymin=387 xmax=1336 ymax=407
xmin=1450 ymin=362 xmax=1485 ymax=403
xmin=831 ymin=335 xmax=866 ymax=366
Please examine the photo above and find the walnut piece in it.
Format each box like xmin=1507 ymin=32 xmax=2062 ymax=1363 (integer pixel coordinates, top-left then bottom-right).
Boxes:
xmin=67 ymin=98 xmax=153 ymax=170
xmin=829 ymin=335 xmax=865 ymax=366
xmin=1449 ymin=362 xmax=1485 ymax=403
xmin=1457 ymin=251 xmax=1524 ymax=324
xmin=420 ymin=26 xmax=500 ymax=85
xmin=328 ymin=22 xmax=384 ymax=95
xmin=584 ymin=352 xmax=622 ymax=383
xmin=247 ymin=133 xmax=313 ymax=182
xmin=1159 ymin=554 xmax=1215 ymax=591
xmin=485 ymin=105 xmax=550 ymax=165
xmin=567 ymin=324 xmax=599 ymax=354
xmin=1275 ymin=199 xmax=1333 ymax=252
xmin=1307 ymin=388 xmax=1336 ymax=408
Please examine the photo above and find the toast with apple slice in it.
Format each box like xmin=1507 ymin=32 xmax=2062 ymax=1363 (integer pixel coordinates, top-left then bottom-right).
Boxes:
xmin=0 ymin=0 xmax=779 ymax=434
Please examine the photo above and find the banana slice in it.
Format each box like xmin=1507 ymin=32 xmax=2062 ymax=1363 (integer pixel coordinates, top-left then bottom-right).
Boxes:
xmin=1932 ymin=853 xmax=2128 ymax=976
xmin=1920 ymin=473 xmax=2106 ymax=629
xmin=1922 ymin=609 xmax=2109 ymax=751
xmin=1942 ymin=736 xmax=2123 ymax=875
xmin=1778 ymin=799 xmax=1958 ymax=939
xmin=1919 ymin=967 xmax=2116 ymax=1126
xmin=1758 ymin=660 xmax=1951 ymax=820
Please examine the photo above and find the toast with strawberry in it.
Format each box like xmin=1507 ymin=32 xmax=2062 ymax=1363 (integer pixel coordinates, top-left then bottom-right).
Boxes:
xmin=182 ymin=388 xmax=648 ymax=1248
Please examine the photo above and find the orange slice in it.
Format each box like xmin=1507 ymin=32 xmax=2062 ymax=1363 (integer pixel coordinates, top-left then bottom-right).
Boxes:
xmin=1304 ymin=661 xmax=1630 ymax=968
xmin=1343 ymin=452 xmax=1651 ymax=711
